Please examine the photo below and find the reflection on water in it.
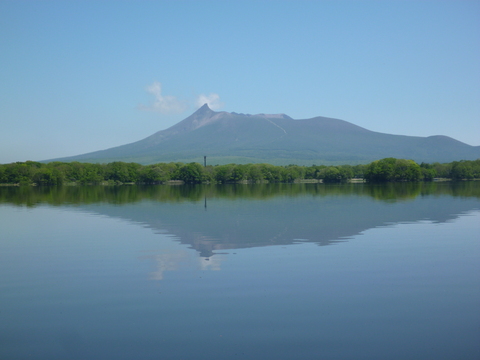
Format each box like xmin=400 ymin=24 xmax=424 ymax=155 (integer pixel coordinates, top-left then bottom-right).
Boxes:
xmin=1 ymin=181 xmax=479 ymax=207
xmin=1 ymin=182 xmax=479 ymax=259
xmin=140 ymin=250 xmax=223 ymax=280
xmin=0 ymin=182 xmax=479 ymax=360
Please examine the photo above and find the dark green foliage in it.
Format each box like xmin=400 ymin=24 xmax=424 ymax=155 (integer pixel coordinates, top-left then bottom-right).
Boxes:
xmin=316 ymin=165 xmax=354 ymax=183
xmin=282 ymin=165 xmax=305 ymax=182
xmin=352 ymin=164 xmax=366 ymax=178
xmin=213 ymin=164 xmax=235 ymax=183
xmin=104 ymin=162 xmax=141 ymax=183
xmin=1 ymin=158 xmax=479 ymax=185
xmin=138 ymin=163 xmax=179 ymax=183
xmin=32 ymin=167 xmax=63 ymax=185
xmin=364 ymin=158 xmax=422 ymax=182
xmin=449 ymin=160 xmax=480 ymax=180
xmin=420 ymin=162 xmax=436 ymax=181
xmin=176 ymin=163 xmax=205 ymax=183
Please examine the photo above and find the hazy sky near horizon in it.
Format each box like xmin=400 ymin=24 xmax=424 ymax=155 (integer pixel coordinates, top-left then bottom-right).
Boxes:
xmin=1 ymin=0 xmax=479 ymax=164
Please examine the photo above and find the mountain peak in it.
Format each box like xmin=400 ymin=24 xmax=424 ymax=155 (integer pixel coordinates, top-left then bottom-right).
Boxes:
xmin=196 ymin=103 xmax=214 ymax=113
xmin=160 ymin=102 xmax=219 ymax=135
xmin=46 ymin=106 xmax=480 ymax=165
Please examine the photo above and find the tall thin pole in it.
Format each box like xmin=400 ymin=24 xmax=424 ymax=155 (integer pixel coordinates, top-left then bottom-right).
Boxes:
xmin=204 ymin=156 xmax=206 ymax=167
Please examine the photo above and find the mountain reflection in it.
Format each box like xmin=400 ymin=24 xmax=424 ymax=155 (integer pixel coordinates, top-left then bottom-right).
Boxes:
xmin=139 ymin=250 xmax=223 ymax=280
xmin=1 ymin=182 xmax=479 ymax=259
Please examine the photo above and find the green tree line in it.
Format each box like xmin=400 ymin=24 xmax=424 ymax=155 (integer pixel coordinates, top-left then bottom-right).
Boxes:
xmin=0 ymin=158 xmax=479 ymax=185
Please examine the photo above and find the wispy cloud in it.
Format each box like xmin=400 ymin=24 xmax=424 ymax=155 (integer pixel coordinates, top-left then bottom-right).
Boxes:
xmin=196 ymin=93 xmax=224 ymax=110
xmin=138 ymin=82 xmax=224 ymax=114
xmin=138 ymin=81 xmax=187 ymax=113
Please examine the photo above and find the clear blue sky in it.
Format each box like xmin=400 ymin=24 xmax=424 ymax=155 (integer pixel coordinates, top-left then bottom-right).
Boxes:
xmin=1 ymin=0 xmax=479 ymax=164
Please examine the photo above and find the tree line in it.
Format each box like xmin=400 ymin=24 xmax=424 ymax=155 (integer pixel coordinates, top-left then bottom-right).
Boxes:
xmin=0 ymin=158 xmax=479 ymax=185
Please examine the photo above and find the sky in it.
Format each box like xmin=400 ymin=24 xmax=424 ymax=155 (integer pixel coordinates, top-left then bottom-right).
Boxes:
xmin=1 ymin=0 xmax=479 ymax=164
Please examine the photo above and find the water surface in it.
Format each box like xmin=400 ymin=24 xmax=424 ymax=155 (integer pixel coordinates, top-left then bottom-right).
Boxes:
xmin=1 ymin=182 xmax=479 ymax=359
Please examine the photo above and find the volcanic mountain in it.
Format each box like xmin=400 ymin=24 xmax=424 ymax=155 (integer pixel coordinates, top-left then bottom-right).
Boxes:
xmin=50 ymin=104 xmax=480 ymax=165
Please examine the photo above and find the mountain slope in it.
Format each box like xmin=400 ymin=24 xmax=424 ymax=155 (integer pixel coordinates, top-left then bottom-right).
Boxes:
xmin=49 ymin=104 xmax=480 ymax=165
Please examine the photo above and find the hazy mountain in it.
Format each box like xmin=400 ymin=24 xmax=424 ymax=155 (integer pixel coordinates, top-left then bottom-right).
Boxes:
xmin=49 ymin=104 xmax=480 ymax=165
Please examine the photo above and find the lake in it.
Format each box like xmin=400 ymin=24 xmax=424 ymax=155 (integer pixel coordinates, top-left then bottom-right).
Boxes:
xmin=0 ymin=182 xmax=479 ymax=360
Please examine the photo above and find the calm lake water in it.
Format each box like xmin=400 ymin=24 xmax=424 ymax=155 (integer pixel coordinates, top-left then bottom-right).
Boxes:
xmin=1 ymin=182 xmax=479 ymax=360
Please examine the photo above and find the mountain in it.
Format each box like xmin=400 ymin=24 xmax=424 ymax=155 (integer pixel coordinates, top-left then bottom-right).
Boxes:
xmin=49 ymin=104 xmax=480 ymax=165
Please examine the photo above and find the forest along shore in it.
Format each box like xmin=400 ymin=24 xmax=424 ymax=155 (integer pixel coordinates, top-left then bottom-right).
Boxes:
xmin=0 ymin=158 xmax=479 ymax=186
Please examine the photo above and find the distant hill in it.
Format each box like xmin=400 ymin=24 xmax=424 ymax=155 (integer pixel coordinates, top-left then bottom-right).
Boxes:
xmin=49 ymin=104 xmax=480 ymax=165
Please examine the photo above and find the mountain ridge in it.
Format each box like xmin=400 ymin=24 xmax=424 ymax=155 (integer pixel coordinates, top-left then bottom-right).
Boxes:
xmin=47 ymin=104 xmax=480 ymax=165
